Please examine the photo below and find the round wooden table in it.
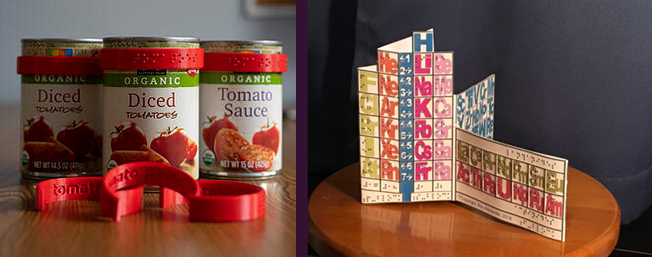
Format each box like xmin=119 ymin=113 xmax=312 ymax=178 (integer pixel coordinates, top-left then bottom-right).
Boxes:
xmin=309 ymin=163 xmax=620 ymax=257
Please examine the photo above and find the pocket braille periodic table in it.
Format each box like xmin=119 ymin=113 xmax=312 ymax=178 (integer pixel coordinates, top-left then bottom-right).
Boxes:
xmin=358 ymin=29 xmax=568 ymax=241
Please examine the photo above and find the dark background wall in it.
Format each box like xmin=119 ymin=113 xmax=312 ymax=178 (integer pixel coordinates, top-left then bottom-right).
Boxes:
xmin=308 ymin=0 xmax=652 ymax=226
xmin=308 ymin=0 xmax=360 ymax=192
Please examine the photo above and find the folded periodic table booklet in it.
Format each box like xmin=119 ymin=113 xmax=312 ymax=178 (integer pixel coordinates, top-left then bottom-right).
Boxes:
xmin=357 ymin=29 xmax=568 ymax=241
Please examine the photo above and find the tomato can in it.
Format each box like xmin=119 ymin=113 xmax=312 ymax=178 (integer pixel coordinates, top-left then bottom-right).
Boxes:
xmin=17 ymin=38 xmax=104 ymax=178
xmin=199 ymin=40 xmax=287 ymax=178
xmin=100 ymin=37 xmax=203 ymax=179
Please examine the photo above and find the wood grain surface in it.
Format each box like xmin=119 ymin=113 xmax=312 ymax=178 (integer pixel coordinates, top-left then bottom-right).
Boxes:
xmin=0 ymin=104 xmax=296 ymax=257
xmin=309 ymin=162 xmax=620 ymax=257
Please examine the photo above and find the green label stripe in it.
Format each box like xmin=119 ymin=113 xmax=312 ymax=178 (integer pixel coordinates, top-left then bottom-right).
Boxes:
xmin=200 ymin=72 xmax=283 ymax=85
xmin=103 ymin=72 xmax=199 ymax=88
xmin=22 ymin=75 xmax=102 ymax=84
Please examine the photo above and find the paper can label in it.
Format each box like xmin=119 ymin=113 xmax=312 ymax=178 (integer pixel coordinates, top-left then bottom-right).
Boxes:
xmin=102 ymin=70 xmax=199 ymax=179
xmin=20 ymin=75 xmax=103 ymax=176
xmin=199 ymin=72 xmax=282 ymax=177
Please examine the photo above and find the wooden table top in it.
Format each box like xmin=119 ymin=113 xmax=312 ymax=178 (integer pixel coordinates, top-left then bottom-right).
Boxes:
xmin=0 ymin=105 xmax=296 ymax=257
xmin=309 ymin=162 xmax=620 ymax=257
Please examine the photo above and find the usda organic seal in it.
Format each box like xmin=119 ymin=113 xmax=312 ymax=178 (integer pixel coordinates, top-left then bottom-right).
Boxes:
xmin=107 ymin=160 xmax=118 ymax=170
xmin=21 ymin=150 xmax=29 ymax=167
xmin=202 ymin=150 xmax=216 ymax=166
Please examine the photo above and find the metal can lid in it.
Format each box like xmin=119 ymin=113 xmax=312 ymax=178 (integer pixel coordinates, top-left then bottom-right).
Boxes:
xmin=103 ymin=37 xmax=200 ymax=49
xmin=200 ymin=40 xmax=283 ymax=46
xmin=21 ymin=38 xmax=103 ymax=57
xmin=21 ymin=38 xmax=103 ymax=44
xmin=201 ymin=40 xmax=283 ymax=54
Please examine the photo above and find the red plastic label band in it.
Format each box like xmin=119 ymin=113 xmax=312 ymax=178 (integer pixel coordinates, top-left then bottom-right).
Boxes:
xmin=36 ymin=176 xmax=143 ymax=212
xmin=190 ymin=180 xmax=266 ymax=222
xmin=99 ymin=48 xmax=204 ymax=70
xmin=160 ymin=180 xmax=266 ymax=222
xmin=35 ymin=162 xmax=266 ymax=222
xmin=202 ymin=53 xmax=287 ymax=73
xmin=37 ymin=177 xmax=102 ymax=211
xmin=101 ymin=162 xmax=199 ymax=221
xmin=17 ymin=56 xmax=102 ymax=76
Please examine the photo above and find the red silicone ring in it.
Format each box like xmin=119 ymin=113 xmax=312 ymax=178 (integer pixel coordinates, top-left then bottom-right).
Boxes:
xmin=99 ymin=48 xmax=204 ymax=70
xmin=35 ymin=162 xmax=266 ymax=222
xmin=191 ymin=180 xmax=265 ymax=222
xmin=202 ymin=53 xmax=287 ymax=73
xmin=100 ymin=162 xmax=199 ymax=221
xmin=17 ymin=56 xmax=102 ymax=76
xmin=159 ymin=180 xmax=266 ymax=222
xmin=36 ymin=177 xmax=143 ymax=213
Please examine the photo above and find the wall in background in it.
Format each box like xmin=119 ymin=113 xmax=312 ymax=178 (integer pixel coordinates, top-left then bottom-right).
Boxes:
xmin=0 ymin=0 xmax=296 ymax=107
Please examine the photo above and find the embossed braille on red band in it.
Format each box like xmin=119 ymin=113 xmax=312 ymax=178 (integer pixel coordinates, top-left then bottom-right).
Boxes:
xmin=99 ymin=48 xmax=204 ymax=70
xmin=202 ymin=53 xmax=287 ymax=73
xmin=17 ymin=56 xmax=102 ymax=76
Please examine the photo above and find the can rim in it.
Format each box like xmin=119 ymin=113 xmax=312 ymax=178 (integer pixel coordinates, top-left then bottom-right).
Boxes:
xmin=21 ymin=38 xmax=103 ymax=44
xmin=103 ymin=36 xmax=200 ymax=43
xmin=200 ymin=40 xmax=283 ymax=46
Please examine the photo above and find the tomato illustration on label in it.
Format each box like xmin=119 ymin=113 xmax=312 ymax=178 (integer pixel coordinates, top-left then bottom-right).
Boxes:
xmin=23 ymin=140 xmax=75 ymax=170
xmin=238 ymin=144 xmax=274 ymax=172
xmin=56 ymin=120 xmax=100 ymax=159
xmin=214 ymin=128 xmax=249 ymax=161
xmin=252 ymin=121 xmax=280 ymax=154
xmin=24 ymin=116 xmax=54 ymax=142
xmin=110 ymin=146 xmax=170 ymax=166
xmin=203 ymin=115 xmax=237 ymax=152
xmin=150 ymin=127 xmax=197 ymax=167
xmin=111 ymin=121 xmax=147 ymax=151
xmin=186 ymin=142 xmax=198 ymax=163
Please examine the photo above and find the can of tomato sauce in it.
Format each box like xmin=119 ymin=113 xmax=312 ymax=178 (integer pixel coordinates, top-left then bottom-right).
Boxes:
xmin=100 ymin=37 xmax=203 ymax=179
xmin=17 ymin=38 xmax=104 ymax=178
xmin=199 ymin=40 xmax=287 ymax=178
